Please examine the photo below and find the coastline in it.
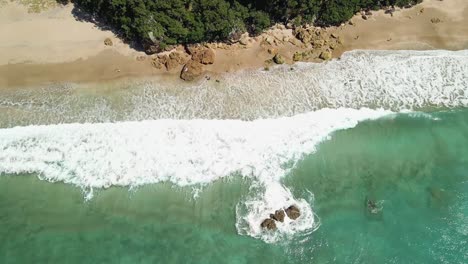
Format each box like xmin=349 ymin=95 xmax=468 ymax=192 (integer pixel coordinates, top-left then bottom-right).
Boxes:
xmin=0 ymin=0 xmax=467 ymax=88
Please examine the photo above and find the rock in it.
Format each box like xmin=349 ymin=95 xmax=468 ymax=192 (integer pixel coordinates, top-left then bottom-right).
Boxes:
xmin=270 ymin=210 xmax=285 ymax=222
xmin=431 ymin=18 xmax=442 ymax=24
xmin=150 ymin=57 xmax=163 ymax=69
xmin=285 ymin=205 xmax=301 ymax=220
xmin=239 ymin=33 xmax=250 ymax=46
xmin=273 ymin=54 xmax=285 ymax=64
xmin=169 ymin=51 xmax=187 ymax=65
xmin=185 ymin=43 xmax=202 ymax=55
xmin=311 ymin=39 xmax=325 ymax=48
xmin=162 ymin=45 xmax=176 ymax=52
xmin=228 ymin=30 xmax=243 ymax=44
xmin=261 ymin=218 xmax=277 ymax=230
xmin=295 ymin=28 xmax=313 ymax=43
xmin=180 ymin=60 xmax=204 ymax=81
xmin=293 ymin=52 xmax=303 ymax=62
xmin=191 ymin=48 xmax=215 ymax=65
xmin=104 ymin=38 xmax=113 ymax=46
xmin=365 ymin=10 xmax=373 ymax=16
xmin=145 ymin=44 xmax=162 ymax=55
xmin=337 ymin=36 xmax=344 ymax=45
xmin=331 ymin=33 xmax=338 ymax=39
xmin=263 ymin=36 xmax=275 ymax=45
xmin=267 ymin=48 xmax=277 ymax=55
xmin=319 ymin=51 xmax=332 ymax=61
xmin=349 ymin=21 xmax=355 ymax=26
xmin=288 ymin=38 xmax=301 ymax=46
xmin=136 ymin=56 xmax=146 ymax=61
xmin=362 ymin=15 xmax=368 ymax=20
xmin=165 ymin=57 xmax=179 ymax=71
xmin=420 ymin=8 xmax=425 ymax=14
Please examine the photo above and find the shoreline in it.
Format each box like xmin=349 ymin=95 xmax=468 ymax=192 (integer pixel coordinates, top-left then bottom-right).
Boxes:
xmin=0 ymin=0 xmax=467 ymax=88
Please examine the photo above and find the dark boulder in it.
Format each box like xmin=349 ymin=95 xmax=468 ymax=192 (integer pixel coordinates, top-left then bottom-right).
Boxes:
xmin=285 ymin=205 xmax=301 ymax=220
xmin=180 ymin=60 xmax=204 ymax=81
xmin=261 ymin=218 xmax=277 ymax=230
xmin=270 ymin=209 xmax=285 ymax=222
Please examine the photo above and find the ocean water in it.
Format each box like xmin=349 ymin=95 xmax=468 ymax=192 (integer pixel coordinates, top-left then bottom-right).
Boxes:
xmin=0 ymin=50 xmax=467 ymax=263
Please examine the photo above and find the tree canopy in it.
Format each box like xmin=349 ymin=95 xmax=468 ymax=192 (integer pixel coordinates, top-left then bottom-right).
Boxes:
xmin=70 ymin=0 xmax=423 ymax=50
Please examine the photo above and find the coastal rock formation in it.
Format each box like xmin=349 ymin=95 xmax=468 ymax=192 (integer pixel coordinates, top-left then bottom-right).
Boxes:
xmin=293 ymin=52 xmax=303 ymax=61
xmin=151 ymin=57 xmax=163 ymax=69
xmin=104 ymin=38 xmax=113 ymax=46
xmin=273 ymin=54 xmax=285 ymax=64
xmin=285 ymin=205 xmax=301 ymax=220
xmin=165 ymin=56 xmax=179 ymax=71
xmin=180 ymin=60 xmax=204 ymax=81
xmin=261 ymin=206 xmax=301 ymax=230
xmin=261 ymin=218 xmax=277 ymax=230
xmin=319 ymin=51 xmax=332 ymax=61
xmin=295 ymin=28 xmax=313 ymax=43
xmin=270 ymin=210 xmax=285 ymax=222
xmin=191 ymin=47 xmax=215 ymax=65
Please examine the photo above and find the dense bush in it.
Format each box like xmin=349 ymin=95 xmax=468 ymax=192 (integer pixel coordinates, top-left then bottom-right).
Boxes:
xmin=70 ymin=0 xmax=423 ymax=50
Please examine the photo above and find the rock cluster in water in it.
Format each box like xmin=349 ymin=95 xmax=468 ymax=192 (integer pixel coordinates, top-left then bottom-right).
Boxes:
xmin=261 ymin=205 xmax=301 ymax=231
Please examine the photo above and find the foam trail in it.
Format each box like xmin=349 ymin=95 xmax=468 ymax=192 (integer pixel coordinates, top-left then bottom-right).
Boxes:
xmin=1 ymin=50 xmax=467 ymax=127
xmin=0 ymin=108 xmax=391 ymax=242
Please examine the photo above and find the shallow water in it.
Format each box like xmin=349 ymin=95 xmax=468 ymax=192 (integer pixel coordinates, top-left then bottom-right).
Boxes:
xmin=1 ymin=109 xmax=467 ymax=263
xmin=0 ymin=50 xmax=467 ymax=263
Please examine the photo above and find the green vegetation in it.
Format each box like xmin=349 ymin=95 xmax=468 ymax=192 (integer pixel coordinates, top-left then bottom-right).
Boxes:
xmin=69 ymin=0 xmax=423 ymax=51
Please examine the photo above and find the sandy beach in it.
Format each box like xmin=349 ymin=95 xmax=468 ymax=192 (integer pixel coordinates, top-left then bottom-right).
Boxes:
xmin=0 ymin=0 xmax=467 ymax=87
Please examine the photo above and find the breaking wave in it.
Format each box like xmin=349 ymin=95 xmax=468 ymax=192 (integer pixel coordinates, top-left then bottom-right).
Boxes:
xmin=0 ymin=49 xmax=467 ymax=242
xmin=1 ymin=50 xmax=467 ymax=127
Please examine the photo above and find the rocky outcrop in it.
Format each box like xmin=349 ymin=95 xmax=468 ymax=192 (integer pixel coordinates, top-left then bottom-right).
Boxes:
xmin=151 ymin=51 xmax=188 ymax=71
xmin=180 ymin=60 xmax=204 ymax=81
xmin=293 ymin=51 xmax=303 ymax=62
xmin=151 ymin=57 xmax=164 ymax=69
xmin=189 ymin=47 xmax=215 ymax=65
xmin=261 ymin=205 xmax=300 ymax=230
xmin=261 ymin=218 xmax=277 ymax=230
xmin=270 ymin=210 xmax=285 ymax=222
xmin=285 ymin=205 xmax=301 ymax=220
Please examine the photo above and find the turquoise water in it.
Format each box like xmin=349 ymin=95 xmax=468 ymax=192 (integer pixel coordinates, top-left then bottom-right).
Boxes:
xmin=1 ymin=109 xmax=467 ymax=263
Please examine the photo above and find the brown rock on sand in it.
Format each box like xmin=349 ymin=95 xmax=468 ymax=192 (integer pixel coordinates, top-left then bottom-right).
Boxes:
xmin=180 ymin=60 xmax=204 ymax=81
xmin=104 ymin=38 xmax=113 ymax=46
xmin=191 ymin=48 xmax=215 ymax=65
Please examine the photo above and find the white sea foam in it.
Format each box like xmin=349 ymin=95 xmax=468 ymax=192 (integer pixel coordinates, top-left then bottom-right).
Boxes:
xmin=1 ymin=49 xmax=467 ymax=242
xmin=0 ymin=108 xmax=391 ymax=241
xmin=1 ymin=50 xmax=467 ymax=127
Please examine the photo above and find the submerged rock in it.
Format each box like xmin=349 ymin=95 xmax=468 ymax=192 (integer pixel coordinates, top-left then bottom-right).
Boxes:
xmin=261 ymin=218 xmax=277 ymax=230
xmin=270 ymin=209 xmax=285 ymax=222
xmin=285 ymin=205 xmax=301 ymax=220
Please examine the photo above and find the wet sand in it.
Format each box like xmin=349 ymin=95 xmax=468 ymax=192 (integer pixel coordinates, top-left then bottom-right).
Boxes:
xmin=0 ymin=0 xmax=467 ymax=88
